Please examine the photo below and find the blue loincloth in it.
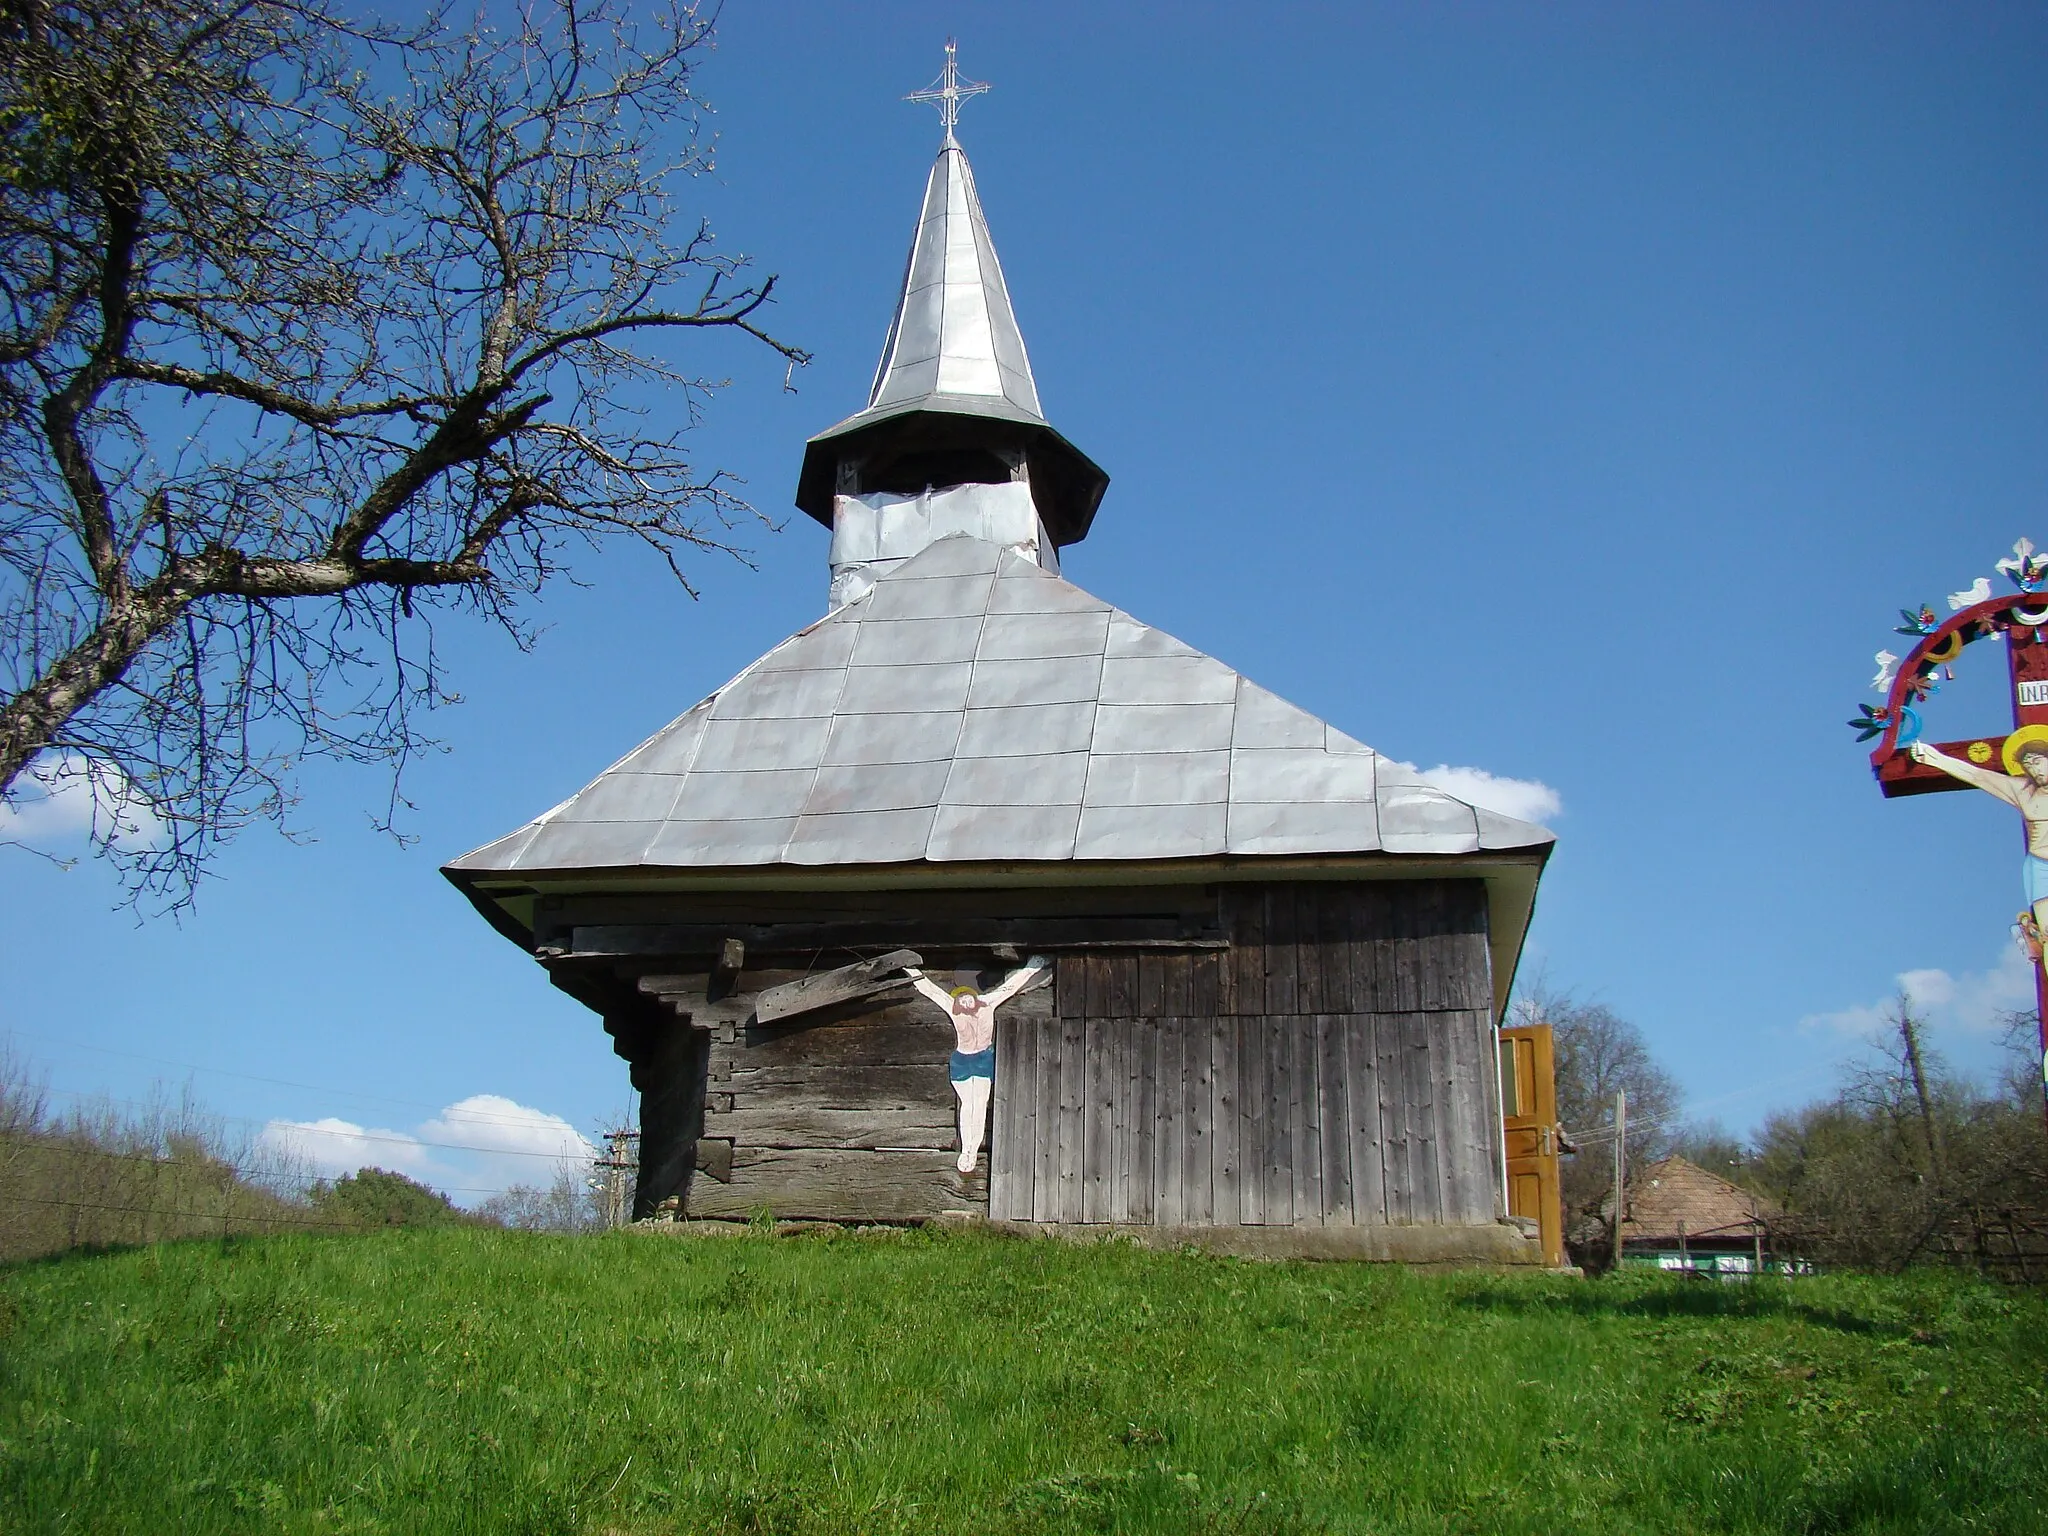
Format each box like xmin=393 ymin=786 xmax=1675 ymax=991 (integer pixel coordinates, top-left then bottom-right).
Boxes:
xmin=949 ymin=1047 xmax=995 ymax=1082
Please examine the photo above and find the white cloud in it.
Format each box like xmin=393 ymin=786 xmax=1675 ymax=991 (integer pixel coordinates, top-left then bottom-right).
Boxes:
xmin=422 ymin=1095 xmax=596 ymax=1163
xmin=260 ymin=1094 xmax=598 ymax=1204
xmin=260 ymin=1116 xmax=438 ymax=1180
xmin=0 ymin=751 xmax=165 ymax=851
xmin=1801 ymin=944 xmax=2033 ymax=1041
xmin=1412 ymin=764 xmax=1563 ymax=824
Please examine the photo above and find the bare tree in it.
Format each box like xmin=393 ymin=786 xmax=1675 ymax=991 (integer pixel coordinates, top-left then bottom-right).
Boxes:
xmin=1511 ymin=987 xmax=1683 ymax=1241
xmin=0 ymin=0 xmax=806 ymax=902
xmin=1750 ymin=1001 xmax=2048 ymax=1275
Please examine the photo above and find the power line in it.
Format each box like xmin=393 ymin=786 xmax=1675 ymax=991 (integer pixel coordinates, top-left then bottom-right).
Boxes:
xmin=0 ymin=1189 xmax=365 ymax=1231
xmin=0 ymin=1136 xmax=544 ymax=1198
xmin=0 ymin=1027 xmax=592 ymax=1132
xmin=28 ymin=1084 xmax=598 ymax=1163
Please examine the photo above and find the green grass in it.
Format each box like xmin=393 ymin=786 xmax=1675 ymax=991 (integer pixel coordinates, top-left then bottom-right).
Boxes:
xmin=2 ymin=1227 xmax=2044 ymax=1534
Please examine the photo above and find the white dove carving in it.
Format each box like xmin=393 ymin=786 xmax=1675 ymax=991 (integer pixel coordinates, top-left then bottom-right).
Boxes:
xmin=1948 ymin=576 xmax=1991 ymax=610
xmin=1872 ymin=650 xmax=1899 ymax=692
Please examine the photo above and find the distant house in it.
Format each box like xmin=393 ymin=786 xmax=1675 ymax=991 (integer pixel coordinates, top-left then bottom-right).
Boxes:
xmin=1603 ymin=1156 xmax=1800 ymax=1276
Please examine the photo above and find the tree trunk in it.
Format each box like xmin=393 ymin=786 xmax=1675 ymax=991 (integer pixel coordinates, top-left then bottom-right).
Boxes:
xmin=0 ymin=595 xmax=180 ymax=793
xmin=1898 ymin=1001 xmax=1942 ymax=1180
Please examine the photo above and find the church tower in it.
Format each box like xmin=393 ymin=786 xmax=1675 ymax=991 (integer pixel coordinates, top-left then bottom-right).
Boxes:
xmin=796 ymin=46 xmax=1107 ymax=607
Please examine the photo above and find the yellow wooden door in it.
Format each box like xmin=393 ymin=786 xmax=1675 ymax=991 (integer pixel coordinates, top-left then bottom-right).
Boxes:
xmin=1499 ymin=1023 xmax=1563 ymax=1268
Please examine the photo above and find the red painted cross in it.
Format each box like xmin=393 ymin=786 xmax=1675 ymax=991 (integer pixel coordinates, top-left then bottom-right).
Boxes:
xmin=1868 ymin=585 xmax=2048 ymax=1130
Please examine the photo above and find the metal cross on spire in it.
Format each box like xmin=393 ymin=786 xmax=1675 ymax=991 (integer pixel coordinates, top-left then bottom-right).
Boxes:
xmin=904 ymin=39 xmax=989 ymax=138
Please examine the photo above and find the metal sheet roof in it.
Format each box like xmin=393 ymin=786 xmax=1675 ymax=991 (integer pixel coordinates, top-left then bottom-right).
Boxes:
xmin=868 ymin=139 xmax=1040 ymax=424
xmin=447 ymin=537 xmax=1556 ymax=876
xmin=793 ymin=137 xmax=1109 ymax=544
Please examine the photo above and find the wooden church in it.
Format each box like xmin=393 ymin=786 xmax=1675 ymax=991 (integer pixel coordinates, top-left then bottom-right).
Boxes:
xmin=445 ymin=68 xmax=1556 ymax=1261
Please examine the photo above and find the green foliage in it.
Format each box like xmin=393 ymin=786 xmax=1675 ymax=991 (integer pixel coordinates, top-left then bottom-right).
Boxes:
xmin=2 ymin=1227 xmax=2043 ymax=1534
xmin=309 ymin=1169 xmax=466 ymax=1230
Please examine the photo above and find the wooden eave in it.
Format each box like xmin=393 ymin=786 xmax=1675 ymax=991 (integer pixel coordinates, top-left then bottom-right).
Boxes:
xmin=443 ymin=843 xmax=1550 ymax=1023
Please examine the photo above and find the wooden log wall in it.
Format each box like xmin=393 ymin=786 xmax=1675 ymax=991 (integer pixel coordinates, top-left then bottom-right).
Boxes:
xmin=682 ymin=984 xmax=1048 ymax=1222
xmin=591 ymin=877 xmax=1497 ymax=1230
xmin=989 ymin=880 xmax=1499 ymax=1227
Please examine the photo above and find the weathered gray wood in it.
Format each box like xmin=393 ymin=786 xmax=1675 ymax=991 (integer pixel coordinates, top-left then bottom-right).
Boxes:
xmin=1446 ymin=1008 xmax=1497 ymax=1225
xmin=1404 ymin=1011 xmax=1443 ymax=1223
xmin=1105 ymin=955 xmax=1137 ymax=1018
xmin=694 ymin=1138 xmax=733 ymax=1182
xmin=1318 ymin=890 xmax=1356 ymax=1014
xmin=1033 ymin=1010 xmax=1061 ymax=1223
xmin=708 ymin=937 xmax=746 ymax=995
xmin=702 ymin=1104 xmax=955 ymax=1149
xmin=1138 ymin=954 xmax=1165 ymax=1019
xmin=1229 ymin=889 xmax=1264 ymax=1017
xmin=1083 ymin=955 xmax=1109 ymax=1020
xmin=990 ymin=1004 xmax=1024 ymax=1219
xmin=574 ymin=918 xmax=1225 ymax=957
xmin=1149 ymin=953 xmax=1179 ymax=1017
xmin=558 ymin=882 xmax=1225 ymax=928
xmin=753 ymin=950 xmax=922 ymax=1023
xmin=724 ymin=1016 xmax=953 ymax=1068
xmin=1109 ymin=1015 xmax=1134 ymax=1223
xmin=1058 ymin=1007 xmax=1085 ymax=1223
xmin=1212 ymin=1012 xmax=1239 ymax=1226
xmin=1056 ymin=955 xmax=1086 ymax=1018
xmin=1083 ymin=1014 xmax=1110 ymax=1222
xmin=686 ymin=1148 xmax=983 ymax=1222
xmin=1156 ymin=1015 xmax=1184 ymax=1226
xmin=1187 ymin=951 xmax=1215 ymax=1017
xmin=719 ymin=1063 xmax=949 ymax=1102
xmin=1179 ymin=1024 xmax=1204 ymax=1228
xmin=1345 ymin=1013 xmax=1386 ymax=1224
xmin=1377 ymin=1010 xmax=1410 ymax=1222
xmin=1443 ymin=1008 xmax=1487 ymax=1225
xmin=1238 ymin=1017 xmax=1267 ymax=1224
xmin=1264 ymin=888 xmax=1299 ymax=1017
xmin=1317 ymin=1014 xmax=1353 ymax=1223
xmin=1264 ymin=1012 xmax=1293 ymax=1225
xmin=1360 ymin=888 xmax=1399 ymax=1013
xmin=1131 ymin=1015 xmax=1157 ymax=1224
xmin=1296 ymin=890 xmax=1326 ymax=1016
xmin=1393 ymin=905 xmax=1425 ymax=1013
xmin=1476 ymin=1009 xmax=1504 ymax=1223
xmin=1293 ymin=1017 xmax=1323 ymax=1226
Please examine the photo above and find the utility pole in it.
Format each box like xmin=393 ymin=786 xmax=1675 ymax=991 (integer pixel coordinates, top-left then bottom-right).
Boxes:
xmin=594 ymin=1128 xmax=640 ymax=1228
xmin=1611 ymin=1089 xmax=1627 ymax=1275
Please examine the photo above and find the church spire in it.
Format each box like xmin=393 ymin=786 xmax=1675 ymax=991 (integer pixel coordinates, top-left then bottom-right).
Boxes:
xmin=795 ymin=45 xmax=1108 ymax=552
xmin=863 ymin=124 xmax=1041 ymax=421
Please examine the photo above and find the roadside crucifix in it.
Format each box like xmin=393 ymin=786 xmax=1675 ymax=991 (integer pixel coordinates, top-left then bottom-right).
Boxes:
xmin=1856 ymin=537 xmax=2048 ymax=1128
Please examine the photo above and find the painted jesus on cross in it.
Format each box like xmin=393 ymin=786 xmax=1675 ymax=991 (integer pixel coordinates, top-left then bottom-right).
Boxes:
xmin=905 ymin=956 xmax=1051 ymax=1173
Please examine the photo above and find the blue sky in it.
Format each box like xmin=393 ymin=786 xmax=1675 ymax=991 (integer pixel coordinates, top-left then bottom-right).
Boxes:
xmin=4 ymin=2 xmax=2045 ymax=1197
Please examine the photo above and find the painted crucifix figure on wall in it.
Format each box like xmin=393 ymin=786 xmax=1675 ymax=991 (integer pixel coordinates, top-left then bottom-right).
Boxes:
xmin=906 ymin=956 xmax=1051 ymax=1173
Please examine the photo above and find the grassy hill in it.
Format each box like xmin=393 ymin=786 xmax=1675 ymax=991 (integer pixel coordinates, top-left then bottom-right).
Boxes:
xmin=2 ymin=1225 xmax=2043 ymax=1534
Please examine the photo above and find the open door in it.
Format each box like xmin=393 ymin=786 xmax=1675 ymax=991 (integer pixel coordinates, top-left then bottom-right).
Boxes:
xmin=1499 ymin=1023 xmax=1564 ymax=1267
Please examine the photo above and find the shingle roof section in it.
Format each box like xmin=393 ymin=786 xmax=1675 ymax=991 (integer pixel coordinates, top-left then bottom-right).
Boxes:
xmin=449 ymin=537 xmax=1556 ymax=874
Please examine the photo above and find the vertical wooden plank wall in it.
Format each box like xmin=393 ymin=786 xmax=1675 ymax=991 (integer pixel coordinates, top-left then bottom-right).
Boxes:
xmin=991 ymin=879 xmax=1498 ymax=1228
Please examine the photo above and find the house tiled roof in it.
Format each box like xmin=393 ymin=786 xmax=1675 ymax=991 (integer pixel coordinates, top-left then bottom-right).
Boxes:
xmin=1621 ymin=1157 xmax=1778 ymax=1243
